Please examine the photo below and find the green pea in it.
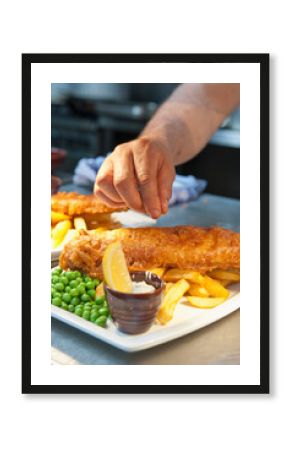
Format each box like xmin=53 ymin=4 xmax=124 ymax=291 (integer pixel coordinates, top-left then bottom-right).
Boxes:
xmin=95 ymin=295 xmax=105 ymax=305
xmin=76 ymin=277 xmax=82 ymax=284
xmin=55 ymin=282 xmax=65 ymax=292
xmin=70 ymin=280 xmax=78 ymax=289
xmin=75 ymin=304 xmax=83 ymax=312
xmin=74 ymin=271 xmax=81 ymax=278
xmin=84 ymin=276 xmax=91 ymax=283
xmin=52 ymin=297 xmax=62 ymax=307
xmin=64 ymin=286 xmax=71 ymax=293
xmin=75 ymin=307 xmax=83 ymax=317
xmin=70 ymin=288 xmax=79 ymax=297
xmin=87 ymin=289 xmax=96 ymax=299
xmin=60 ymin=276 xmax=69 ymax=286
xmin=90 ymin=311 xmax=99 ymax=322
xmin=71 ymin=297 xmax=80 ymax=306
xmin=67 ymin=271 xmax=76 ymax=280
xmin=85 ymin=281 xmax=95 ymax=290
xmin=51 ymin=275 xmax=59 ymax=284
xmin=78 ymin=283 xmax=86 ymax=294
xmin=93 ymin=279 xmax=100 ymax=287
xmin=51 ymin=288 xmax=56 ymax=297
xmin=98 ymin=307 xmax=109 ymax=316
xmin=95 ymin=315 xmax=107 ymax=327
xmin=52 ymin=268 xmax=62 ymax=276
xmin=52 ymin=291 xmax=61 ymax=299
xmin=82 ymin=310 xmax=91 ymax=321
xmin=81 ymin=293 xmax=91 ymax=303
xmin=61 ymin=302 xmax=68 ymax=310
xmin=68 ymin=304 xmax=75 ymax=312
xmin=62 ymin=293 xmax=71 ymax=304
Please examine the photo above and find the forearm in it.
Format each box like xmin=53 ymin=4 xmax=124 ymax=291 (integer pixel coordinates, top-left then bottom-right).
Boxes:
xmin=141 ymin=83 xmax=240 ymax=165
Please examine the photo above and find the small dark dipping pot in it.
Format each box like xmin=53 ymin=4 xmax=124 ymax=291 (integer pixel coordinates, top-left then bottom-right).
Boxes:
xmin=105 ymin=271 xmax=164 ymax=335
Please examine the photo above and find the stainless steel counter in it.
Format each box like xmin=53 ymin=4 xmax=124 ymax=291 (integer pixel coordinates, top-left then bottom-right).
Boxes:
xmin=51 ymin=193 xmax=240 ymax=365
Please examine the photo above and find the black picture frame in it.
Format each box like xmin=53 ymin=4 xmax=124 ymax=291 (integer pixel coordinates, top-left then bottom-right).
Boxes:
xmin=22 ymin=53 xmax=269 ymax=394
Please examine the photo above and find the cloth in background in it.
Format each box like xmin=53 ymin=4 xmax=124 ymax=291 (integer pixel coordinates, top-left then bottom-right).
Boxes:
xmin=73 ymin=156 xmax=207 ymax=206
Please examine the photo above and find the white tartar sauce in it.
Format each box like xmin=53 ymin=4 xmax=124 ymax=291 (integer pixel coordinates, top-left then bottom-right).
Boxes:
xmin=131 ymin=281 xmax=155 ymax=294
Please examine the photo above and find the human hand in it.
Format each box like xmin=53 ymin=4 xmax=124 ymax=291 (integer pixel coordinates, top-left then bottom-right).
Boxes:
xmin=94 ymin=137 xmax=175 ymax=218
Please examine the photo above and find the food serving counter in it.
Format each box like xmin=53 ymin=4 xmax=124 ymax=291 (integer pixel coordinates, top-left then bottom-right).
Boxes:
xmin=51 ymin=190 xmax=240 ymax=365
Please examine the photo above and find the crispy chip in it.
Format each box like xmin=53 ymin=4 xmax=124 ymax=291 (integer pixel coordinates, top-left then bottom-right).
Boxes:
xmin=157 ymin=279 xmax=190 ymax=325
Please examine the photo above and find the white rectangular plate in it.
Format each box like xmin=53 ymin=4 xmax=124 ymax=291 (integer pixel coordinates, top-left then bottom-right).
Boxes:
xmin=51 ymin=210 xmax=156 ymax=262
xmin=52 ymin=283 xmax=240 ymax=352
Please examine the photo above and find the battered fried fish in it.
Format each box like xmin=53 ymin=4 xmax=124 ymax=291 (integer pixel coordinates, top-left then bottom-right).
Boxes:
xmin=51 ymin=191 xmax=128 ymax=216
xmin=59 ymin=226 xmax=240 ymax=279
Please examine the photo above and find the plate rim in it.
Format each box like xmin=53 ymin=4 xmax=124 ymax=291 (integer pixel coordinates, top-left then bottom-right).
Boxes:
xmin=51 ymin=267 xmax=240 ymax=352
xmin=52 ymin=296 xmax=240 ymax=352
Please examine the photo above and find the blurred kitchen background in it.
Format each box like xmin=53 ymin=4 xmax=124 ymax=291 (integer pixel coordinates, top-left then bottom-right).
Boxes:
xmin=51 ymin=83 xmax=240 ymax=199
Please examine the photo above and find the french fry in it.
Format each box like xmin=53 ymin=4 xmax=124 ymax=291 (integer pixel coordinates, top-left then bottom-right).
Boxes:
xmin=164 ymin=282 xmax=174 ymax=295
xmin=51 ymin=211 xmax=70 ymax=225
xmin=94 ymin=227 xmax=108 ymax=233
xmin=208 ymin=269 xmax=240 ymax=282
xmin=147 ymin=268 xmax=166 ymax=278
xmin=203 ymin=275 xmax=229 ymax=299
xmin=96 ymin=282 xmax=104 ymax=297
xmin=186 ymin=295 xmax=227 ymax=309
xmin=61 ymin=229 xmax=79 ymax=247
xmin=218 ymin=279 xmax=232 ymax=287
xmin=163 ymin=269 xmax=229 ymax=299
xmin=188 ymin=283 xmax=209 ymax=298
xmin=163 ymin=269 xmax=204 ymax=284
xmin=74 ymin=217 xmax=87 ymax=230
xmin=51 ymin=220 xmax=71 ymax=249
xmin=157 ymin=279 xmax=190 ymax=325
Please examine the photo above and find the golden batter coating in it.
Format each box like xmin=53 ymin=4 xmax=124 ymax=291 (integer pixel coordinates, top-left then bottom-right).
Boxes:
xmin=59 ymin=226 xmax=240 ymax=279
xmin=51 ymin=191 xmax=128 ymax=216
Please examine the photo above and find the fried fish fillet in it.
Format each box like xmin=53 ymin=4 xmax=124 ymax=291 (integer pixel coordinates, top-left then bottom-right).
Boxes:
xmin=59 ymin=226 xmax=240 ymax=279
xmin=51 ymin=191 xmax=128 ymax=216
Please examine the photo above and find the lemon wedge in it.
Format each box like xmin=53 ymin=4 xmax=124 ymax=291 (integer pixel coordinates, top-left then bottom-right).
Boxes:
xmin=102 ymin=241 xmax=133 ymax=293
